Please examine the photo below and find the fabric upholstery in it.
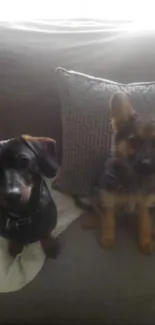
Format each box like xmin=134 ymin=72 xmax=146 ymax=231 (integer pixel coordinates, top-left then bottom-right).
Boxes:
xmin=1 ymin=218 xmax=155 ymax=324
xmin=1 ymin=21 xmax=155 ymax=324
xmin=1 ymin=21 xmax=155 ymax=162
xmin=54 ymin=67 xmax=155 ymax=195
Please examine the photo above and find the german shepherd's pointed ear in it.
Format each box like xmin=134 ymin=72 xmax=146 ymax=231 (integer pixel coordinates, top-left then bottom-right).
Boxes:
xmin=110 ymin=92 xmax=135 ymax=132
xmin=21 ymin=135 xmax=58 ymax=178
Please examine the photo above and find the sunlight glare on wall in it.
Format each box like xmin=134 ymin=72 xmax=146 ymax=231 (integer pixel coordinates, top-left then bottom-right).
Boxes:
xmin=0 ymin=0 xmax=154 ymax=22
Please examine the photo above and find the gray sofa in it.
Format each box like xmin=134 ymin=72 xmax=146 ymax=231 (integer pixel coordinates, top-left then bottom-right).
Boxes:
xmin=1 ymin=20 xmax=155 ymax=324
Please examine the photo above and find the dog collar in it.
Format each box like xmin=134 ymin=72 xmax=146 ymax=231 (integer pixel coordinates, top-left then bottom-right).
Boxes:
xmin=3 ymin=179 xmax=43 ymax=231
xmin=5 ymin=215 xmax=32 ymax=231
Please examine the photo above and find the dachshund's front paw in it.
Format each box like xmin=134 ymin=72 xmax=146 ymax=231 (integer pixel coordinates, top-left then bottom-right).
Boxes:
xmin=8 ymin=240 xmax=23 ymax=257
xmin=41 ymin=236 xmax=60 ymax=259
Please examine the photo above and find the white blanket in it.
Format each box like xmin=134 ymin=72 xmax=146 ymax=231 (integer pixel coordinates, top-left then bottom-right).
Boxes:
xmin=0 ymin=179 xmax=82 ymax=292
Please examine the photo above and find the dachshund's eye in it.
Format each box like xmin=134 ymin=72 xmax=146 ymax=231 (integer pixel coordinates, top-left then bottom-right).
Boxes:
xmin=18 ymin=156 xmax=29 ymax=169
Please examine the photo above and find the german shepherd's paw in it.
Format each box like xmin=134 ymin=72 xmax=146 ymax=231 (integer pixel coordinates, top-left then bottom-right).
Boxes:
xmin=139 ymin=238 xmax=155 ymax=254
xmin=100 ymin=235 xmax=115 ymax=249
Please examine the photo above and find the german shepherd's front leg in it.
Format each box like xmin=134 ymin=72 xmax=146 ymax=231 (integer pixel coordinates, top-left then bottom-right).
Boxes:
xmin=138 ymin=204 xmax=154 ymax=254
xmin=100 ymin=207 xmax=116 ymax=249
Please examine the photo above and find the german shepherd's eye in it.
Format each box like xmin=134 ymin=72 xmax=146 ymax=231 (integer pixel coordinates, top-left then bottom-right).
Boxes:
xmin=128 ymin=135 xmax=143 ymax=149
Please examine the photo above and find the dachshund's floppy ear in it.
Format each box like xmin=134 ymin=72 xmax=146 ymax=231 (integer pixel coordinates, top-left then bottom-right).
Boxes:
xmin=0 ymin=139 xmax=15 ymax=156
xmin=21 ymin=135 xmax=58 ymax=178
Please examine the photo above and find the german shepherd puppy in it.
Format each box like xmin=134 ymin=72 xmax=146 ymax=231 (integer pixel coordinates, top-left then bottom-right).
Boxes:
xmin=81 ymin=92 xmax=155 ymax=254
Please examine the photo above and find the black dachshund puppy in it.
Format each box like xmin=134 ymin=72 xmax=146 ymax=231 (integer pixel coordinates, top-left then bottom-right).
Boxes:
xmin=0 ymin=135 xmax=59 ymax=258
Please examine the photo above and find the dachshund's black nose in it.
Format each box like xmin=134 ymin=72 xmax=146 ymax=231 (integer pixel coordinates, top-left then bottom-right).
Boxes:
xmin=5 ymin=188 xmax=21 ymax=204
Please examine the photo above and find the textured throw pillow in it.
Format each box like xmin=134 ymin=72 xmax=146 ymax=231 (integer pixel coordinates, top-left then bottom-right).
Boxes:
xmin=53 ymin=67 xmax=155 ymax=196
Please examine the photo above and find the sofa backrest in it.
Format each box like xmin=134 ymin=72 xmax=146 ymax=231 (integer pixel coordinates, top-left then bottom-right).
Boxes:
xmin=1 ymin=22 xmax=155 ymax=160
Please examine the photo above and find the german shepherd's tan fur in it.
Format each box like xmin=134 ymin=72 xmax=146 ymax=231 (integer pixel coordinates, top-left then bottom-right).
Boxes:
xmin=82 ymin=92 xmax=155 ymax=254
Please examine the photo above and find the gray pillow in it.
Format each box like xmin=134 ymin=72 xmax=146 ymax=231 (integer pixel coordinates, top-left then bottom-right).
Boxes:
xmin=53 ymin=67 xmax=155 ymax=196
